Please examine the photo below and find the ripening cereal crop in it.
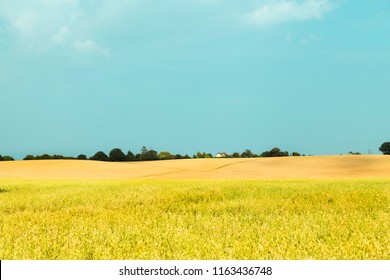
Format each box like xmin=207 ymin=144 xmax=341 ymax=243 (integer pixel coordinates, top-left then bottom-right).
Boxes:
xmin=1 ymin=178 xmax=389 ymax=259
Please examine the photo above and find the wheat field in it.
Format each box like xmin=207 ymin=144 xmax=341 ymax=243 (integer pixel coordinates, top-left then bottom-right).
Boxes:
xmin=1 ymin=155 xmax=390 ymax=180
xmin=0 ymin=156 xmax=389 ymax=259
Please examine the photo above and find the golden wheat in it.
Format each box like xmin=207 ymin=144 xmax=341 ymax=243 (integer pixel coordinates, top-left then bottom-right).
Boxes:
xmin=0 ymin=178 xmax=389 ymax=259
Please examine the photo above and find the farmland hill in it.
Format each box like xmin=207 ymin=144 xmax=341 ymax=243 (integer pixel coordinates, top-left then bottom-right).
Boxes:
xmin=1 ymin=155 xmax=389 ymax=179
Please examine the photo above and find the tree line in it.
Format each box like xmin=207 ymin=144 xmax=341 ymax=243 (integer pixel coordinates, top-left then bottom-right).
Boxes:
xmin=1 ymin=142 xmax=389 ymax=162
xmin=2 ymin=146 xmax=301 ymax=162
xmin=0 ymin=155 xmax=15 ymax=161
xmin=20 ymin=146 xmax=190 ymax=162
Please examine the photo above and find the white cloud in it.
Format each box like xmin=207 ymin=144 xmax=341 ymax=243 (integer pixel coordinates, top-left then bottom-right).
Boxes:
xmin=0 ymin=1 xmax=78 ymax=35
xmin=0 ymin=0 xmax=134 ymax=54
xmin=74 ymin=40 xmax=109 ymax=56
xmin=51 ymin=27 xmax=70 ymax=46
xmin=245 ymin=0 xmax=335 ymax=26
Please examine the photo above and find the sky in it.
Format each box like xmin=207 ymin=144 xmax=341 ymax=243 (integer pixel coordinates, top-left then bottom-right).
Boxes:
xmin=1 ymin=0 xmax=389 ymax=159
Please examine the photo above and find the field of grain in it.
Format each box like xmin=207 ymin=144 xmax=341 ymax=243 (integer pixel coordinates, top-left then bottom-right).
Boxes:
xmin=0 ymin=156 xmax=389 ymax=259
xmin=1 ymin=155 xmax=390 ymax=179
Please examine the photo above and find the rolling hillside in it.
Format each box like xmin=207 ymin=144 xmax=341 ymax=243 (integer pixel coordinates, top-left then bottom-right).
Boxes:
xmin=1 ymin=155 xmax=389 ymax=179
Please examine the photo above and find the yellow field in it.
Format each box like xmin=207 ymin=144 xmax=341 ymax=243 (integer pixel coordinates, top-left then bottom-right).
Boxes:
xmin=0 ymin=156 xmax=389 ymax=259
xmin=1 ymin=155 xmax=390 ymax=179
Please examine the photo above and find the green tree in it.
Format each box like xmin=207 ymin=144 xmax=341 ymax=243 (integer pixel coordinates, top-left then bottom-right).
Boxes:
xmin=52 ymin=154 xmax=65 ymax=159
xmin=141 ymin=146 xmax=148 ymax=154
xmin=194 ymin=152 xmax=212 ymax=158
xmin=37 ymin=154 xmax=51 ymax=160
xmin=291 ymin=152 xmax=301 ymax=156
xmin=139 ymin=147 xmax=158 ymax=161
xmin=125 ymin=151 xmax=136 ymax=161
xmin=269 ymin=147 xmax=282 ymax=157
xmin=3 ymin=155 xmax=15 ymax=161
xmin=0 ymin=154 xmax=3 ymax=161
xmin=158 ymin=151 xmax=174 ymax=160
xmin=144 ymin=150 xmax=158 ymax=160
xmin=281 ymin=151 xmax=289 ymax=156
xmin=379 ymin=142 xmax=390 ymax=155
xmin=241 ymin=149 xmax=254 ymax=158
xmin=90 ymin=151 xmax=108 ymax=161
xmin=231 ymin=152 xmax=240 ymax=158
xmin=23 ymin=154 xmax=35 ymax=160
xmin=77 ymin=154 xmax=87 ymax=160
xmin=261 ymin=147 xmax=289 ymax=157
xmin=108 ymin=148 xmax=126 ymax=162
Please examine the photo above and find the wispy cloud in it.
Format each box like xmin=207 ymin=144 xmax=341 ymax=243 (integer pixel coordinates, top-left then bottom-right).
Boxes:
xmin=0 ymin=0 xmax=133 ymax=54
xmin=245 ymin=0 xmax=335 ymax=26
xmin=74 ymin=40 xmax=109 ymax=56
xmin=51 ymin=27 xmax=71 ymax=46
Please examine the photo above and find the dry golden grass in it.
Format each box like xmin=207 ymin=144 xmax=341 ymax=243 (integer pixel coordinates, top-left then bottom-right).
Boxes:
xmin=0 ymin=155 xmax=389 ymax=179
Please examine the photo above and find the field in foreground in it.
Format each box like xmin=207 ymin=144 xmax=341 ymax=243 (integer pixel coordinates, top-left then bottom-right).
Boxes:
xmin=1 ymin=178 xmax=389 ymax=259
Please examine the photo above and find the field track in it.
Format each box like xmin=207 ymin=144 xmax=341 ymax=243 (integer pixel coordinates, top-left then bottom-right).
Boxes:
xmin=1 ymin=155 xmax=389 ymax=179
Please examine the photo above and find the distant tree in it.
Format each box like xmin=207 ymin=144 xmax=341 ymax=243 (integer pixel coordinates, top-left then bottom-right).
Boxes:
xmin=125 ymin=151 xmax=136 ymax=161
xmin=2 ymin=155 xmax=15 ymax=161
xmin=90 ymin=151 xmax=108 ymax=161
xmin=38 ymin=154 xmax=51 ymax=160
xmin=137 ymin=146 xmax=148 ymax=161
xmin=291 ymin=152 xmax=301 ymax=156
xmin=348 ymin=151 xmax=361 ymax=155
xmin=174 ymin=154 xmax=182 ymax=159
xmin=182 ymin=154 xmax=191 ymax=159
xmin=0 ymin=154 xmax=3 ymax=161
xmin=108 ymin=148 xmax=126 ymax=162
xmin=269 ymin=147 xmax=282 ymax=157
xmin=144 ymin=150 xmax=158 ymax=160
xmin=141 ymin=146 xmax=148 ymax=155
xmin=231 ymin=152 xmax=240 ymax=158
xmin=280 ymin=151 xmax=289 ymax=157
xmin=52 ymin=154 xmax=65 ymax=159
xmin=261 ymin=147 xmax=289 ymax=157
xmin=139 ymin=147 xmax=158 ymax=161
xmin=77 ymin=154 xmax=87 ymax=160
xmin=158 ymin=151 xmax=174 ymax=160
xmin=23 ymin=154 xmax=35 ymax=160
xmin=194 ymin=152 xmax=212 ymax=158
xmin=260 ymin=151 xmax=269 ymax=157
xmin=379 ymin=142 xmax=390 ymax=155
xmin=241 ymin=149 xmax=254 ymax=158
xmin=269 ymin=148 xmax=288 ymax=157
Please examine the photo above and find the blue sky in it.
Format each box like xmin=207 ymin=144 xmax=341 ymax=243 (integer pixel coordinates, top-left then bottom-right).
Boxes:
xmin=1 ymin=0 xmax=389 ymax=159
